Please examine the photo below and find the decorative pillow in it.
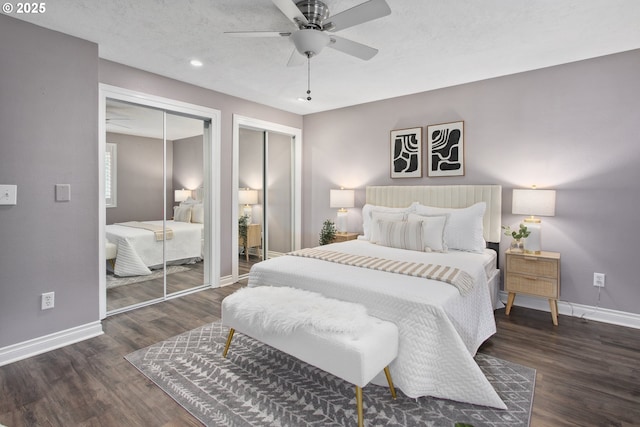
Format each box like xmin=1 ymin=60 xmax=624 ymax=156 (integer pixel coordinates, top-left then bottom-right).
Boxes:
xmin=407 ymin=213 xmax=448 ymax=252
xmin=173 ymin=205 xmax=192 ymax=223
xmin=362 ymin=203 xmax=417 ymax=240
xmin=191 ymin=203 xmax=204 ymax=223
xmin=376 ymin=219 xmax=424 ymax=252
xmin=414 ymin=202 xmax=486 ymax=253
xmin=370 ymin=211 xmax=407 ymax=243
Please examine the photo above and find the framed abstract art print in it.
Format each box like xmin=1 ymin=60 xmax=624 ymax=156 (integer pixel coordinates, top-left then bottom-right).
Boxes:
xmin=390 ymin=127 xmax=422 ymax=178
xmin=427 ymin=121 xmax=464 ymax=177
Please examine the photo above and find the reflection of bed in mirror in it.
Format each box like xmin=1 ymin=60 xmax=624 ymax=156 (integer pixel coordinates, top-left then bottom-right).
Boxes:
xmin=106 ymin=200 xmax=204 ymax=279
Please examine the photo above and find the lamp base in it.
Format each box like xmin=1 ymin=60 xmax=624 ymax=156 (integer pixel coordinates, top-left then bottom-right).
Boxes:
xmin=523 ymin=219 xmax=542 ymax=254
xmin=336 ymin=210 xmax=348 ymax=234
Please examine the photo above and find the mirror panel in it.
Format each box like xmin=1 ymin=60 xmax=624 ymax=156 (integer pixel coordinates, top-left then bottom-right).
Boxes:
xmin=166 ymin=111 xmax=208 ymax=296
xmin=105 ymin=99 xmax=165 ymax=311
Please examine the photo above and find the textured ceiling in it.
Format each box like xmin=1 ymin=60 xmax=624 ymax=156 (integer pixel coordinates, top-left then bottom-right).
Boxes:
xmin=9 ymin=0 xmax=640 ymax=115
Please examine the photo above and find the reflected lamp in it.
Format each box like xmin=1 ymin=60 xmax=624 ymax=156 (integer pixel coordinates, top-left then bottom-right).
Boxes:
xmin=174 ymin=189 xmax=191 ymax=203
xmin=239 ymin=188 xmax=258 ymax=223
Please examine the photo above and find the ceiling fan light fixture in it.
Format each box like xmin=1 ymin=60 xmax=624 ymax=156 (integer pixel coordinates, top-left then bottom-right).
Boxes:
xmin=291 ymin=28 xmax=329 ymax=57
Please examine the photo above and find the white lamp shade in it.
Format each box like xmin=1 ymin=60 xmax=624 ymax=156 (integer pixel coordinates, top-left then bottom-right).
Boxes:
xmin=329 ymin=189 xmax=355 ymax=209
xmin=238 ymin=189 xmax=258 ymax=205
xmin=174 ymin=189 xmax=191 ymax=203
xmin=512 ymin=189 xmax=556 ymax=217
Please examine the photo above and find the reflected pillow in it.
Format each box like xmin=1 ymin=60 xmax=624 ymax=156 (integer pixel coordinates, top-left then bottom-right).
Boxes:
xmin=173 ymin=205 xmax=192 ymax=223
xmin=191 ymin=204 xmax=204 ymax=223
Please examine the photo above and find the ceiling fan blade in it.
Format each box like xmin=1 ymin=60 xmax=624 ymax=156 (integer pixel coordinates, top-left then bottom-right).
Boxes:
xmin=272 ymin=0 xmax=309 ymax=27
xmin=287 ymin=49 xmax=306 ymax=67
xmin=325 ymin=0 xmax=391 ymax=32
xmin=328 ymin=35 xmax=378 ymax=60
xmin=225 ymin=31 xmax=291 ymax=38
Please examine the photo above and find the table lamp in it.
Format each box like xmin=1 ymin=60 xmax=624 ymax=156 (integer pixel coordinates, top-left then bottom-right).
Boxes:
xmin=512 ymin=187 xmax=556 ymax=254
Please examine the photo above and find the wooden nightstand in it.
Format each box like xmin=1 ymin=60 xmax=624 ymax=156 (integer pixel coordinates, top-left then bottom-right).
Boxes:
xmin=239 ymin=223 xmax=262 ymax=261
xmin=332 ymin=232 xmax=359 ymax=243
xmin=505 ymin=249 xmax=561 ymax=325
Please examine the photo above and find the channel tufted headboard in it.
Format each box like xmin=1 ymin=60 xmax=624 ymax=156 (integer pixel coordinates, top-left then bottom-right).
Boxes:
xmin=365 ymin=185 xmax=502 ymax=243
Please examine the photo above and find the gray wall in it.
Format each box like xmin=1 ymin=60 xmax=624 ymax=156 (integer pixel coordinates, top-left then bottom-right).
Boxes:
xmin=105 ymin=132 xmax=173 ymax=224
xmin=173 ymin=134 xmax=204 ymax=193
xmin=302 ymin=49 xmax=640 ymax=315
xmin=0 ymin=15 xmax=99 ymax=347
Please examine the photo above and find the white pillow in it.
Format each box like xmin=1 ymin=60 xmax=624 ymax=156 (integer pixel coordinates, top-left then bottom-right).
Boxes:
xmin=191 ymin=204 xmax=204 ymax=223
xmin=376 ymin=219 xmax=424 ymax=252
xmin=370 ymin=211 xmax=407 ymax=243
xmin=407 ymin=213 xmax=448 ymax=252
xmin=361 ymin=202 xmax=417 ymax=240
xmin=173 ymin=205 xmax=192 ymax=223
xmin=414 ymin=202 xmax=486 ymax=253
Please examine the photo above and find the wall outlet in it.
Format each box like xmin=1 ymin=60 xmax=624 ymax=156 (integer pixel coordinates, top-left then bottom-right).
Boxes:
xmin=593 ymin=273 xmax=605 ymax=288
xmin=41 ymin=292 xmax=55 ymax=310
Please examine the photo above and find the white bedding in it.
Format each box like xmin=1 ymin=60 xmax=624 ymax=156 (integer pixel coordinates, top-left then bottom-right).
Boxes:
xmin=106 ymin=220 xmax=203 ymax=277
xmin=248 ymin=239 xmax=506 ymax=409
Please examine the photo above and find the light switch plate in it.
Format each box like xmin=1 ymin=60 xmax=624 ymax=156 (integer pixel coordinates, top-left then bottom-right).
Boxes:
xmin=0 ymin=185 xmax=17 ymax=205
xmin=55 ymin=184 xmax=71 ymax=202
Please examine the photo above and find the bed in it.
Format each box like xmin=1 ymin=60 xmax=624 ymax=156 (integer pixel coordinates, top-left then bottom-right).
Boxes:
xmin=248 ymin=185 xmax=506 ymax=409
xmin=106 ymin=217 xmax=203 ymax=277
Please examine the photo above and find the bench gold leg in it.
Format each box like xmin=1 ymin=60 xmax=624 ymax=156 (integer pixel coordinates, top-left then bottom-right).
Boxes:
xmin=355 ymin=386 xmax=364 ymax=427
xmin=222 ymin=328 xmax=235 ymax=358
xmin=383 ymin=366 xmax=397 ymax=399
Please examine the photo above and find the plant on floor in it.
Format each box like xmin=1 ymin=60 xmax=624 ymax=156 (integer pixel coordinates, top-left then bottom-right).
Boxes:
xmin=319 ymin=219 xmax=336 ymax=246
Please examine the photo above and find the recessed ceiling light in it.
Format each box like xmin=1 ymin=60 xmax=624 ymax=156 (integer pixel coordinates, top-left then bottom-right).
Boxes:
xmin=190 ymin=59 xmax=203 ymax=67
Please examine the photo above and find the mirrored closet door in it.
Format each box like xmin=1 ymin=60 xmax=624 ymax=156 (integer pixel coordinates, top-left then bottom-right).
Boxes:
xmin=236 ymin=119 xmax=300 ymax=279
xmin=104 ymin=97 xmax=212 ymax=314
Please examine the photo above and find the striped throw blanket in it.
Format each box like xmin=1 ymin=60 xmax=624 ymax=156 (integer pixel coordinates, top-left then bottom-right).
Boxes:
xmin=288 ymin=248 xmax=475 ymax=295
xmin=117 ymin=221 xmax=174 ymax=241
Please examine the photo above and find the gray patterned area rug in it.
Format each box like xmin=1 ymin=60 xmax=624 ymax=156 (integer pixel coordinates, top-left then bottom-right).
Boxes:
xmin=125 ymin=322 xmax=534 ymax=427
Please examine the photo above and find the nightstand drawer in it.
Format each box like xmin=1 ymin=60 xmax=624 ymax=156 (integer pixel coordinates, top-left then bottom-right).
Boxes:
xmin=507 ymin=255 xmax=558 ymax=278
xmin=506 ymin=273 xmax=558 ymax=298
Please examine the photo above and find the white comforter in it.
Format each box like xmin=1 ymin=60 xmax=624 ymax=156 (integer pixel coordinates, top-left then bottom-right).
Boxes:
xmin=106 ymin=220 xmax=203 ymax=277
xmin=248 ymin=240 xmax=506 ymax=409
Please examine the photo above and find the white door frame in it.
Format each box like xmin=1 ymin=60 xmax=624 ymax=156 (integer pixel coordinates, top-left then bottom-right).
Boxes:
xmin=98 ymin=84 xmax=221 ymax=319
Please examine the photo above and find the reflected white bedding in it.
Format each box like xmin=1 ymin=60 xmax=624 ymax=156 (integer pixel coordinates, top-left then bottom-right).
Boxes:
xmin=248 ymin=239 xmax=505 ymax=408
xmin=106 ymin=220 xmax=202 ymax=277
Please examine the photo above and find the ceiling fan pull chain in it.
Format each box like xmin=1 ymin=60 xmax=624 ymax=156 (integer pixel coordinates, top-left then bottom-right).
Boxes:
xmin=306 ymin=54 xmax=312 ymax=101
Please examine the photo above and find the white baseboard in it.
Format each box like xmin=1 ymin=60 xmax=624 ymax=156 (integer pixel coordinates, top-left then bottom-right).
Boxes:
xmin=498 ymin=291 xmax=640 ymax=330
xmin=219 ymin=274 xmax=236 ymax=286
xmin=0 ymin=321 xmax=104 ymax=367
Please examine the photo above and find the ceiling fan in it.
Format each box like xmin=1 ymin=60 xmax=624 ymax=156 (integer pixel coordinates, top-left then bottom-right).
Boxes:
xmin=226 ymin=0 xmax=391 ymax=66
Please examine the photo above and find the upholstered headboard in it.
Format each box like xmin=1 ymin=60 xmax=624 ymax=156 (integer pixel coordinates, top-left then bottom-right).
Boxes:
xmin=365 ymin=185 xmax=502 ymax=243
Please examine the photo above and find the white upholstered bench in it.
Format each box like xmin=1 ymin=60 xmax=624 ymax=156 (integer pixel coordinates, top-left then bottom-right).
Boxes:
xmin=221 ymin=286 xmax=399 ymax=427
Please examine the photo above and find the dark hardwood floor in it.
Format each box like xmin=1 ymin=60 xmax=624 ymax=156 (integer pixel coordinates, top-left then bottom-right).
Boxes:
xmin=1 ymin=284 xmax=639 ymax=427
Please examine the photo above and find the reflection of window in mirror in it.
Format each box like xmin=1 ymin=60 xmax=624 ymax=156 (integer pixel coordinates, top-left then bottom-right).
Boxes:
xmin=105 ymin=143 xmax=117 ymax=208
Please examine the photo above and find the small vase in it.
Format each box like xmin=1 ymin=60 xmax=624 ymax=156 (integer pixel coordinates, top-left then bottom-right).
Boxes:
xmin=510 ymin=239 xmax=524 ymax=252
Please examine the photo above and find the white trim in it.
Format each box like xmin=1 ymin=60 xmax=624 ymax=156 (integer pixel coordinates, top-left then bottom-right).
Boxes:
xmin=232 ymin=115 xmax=302 ymax=283
xmin=498 ymin=291 xmax=640 ymax=330
xmin=98 ymin=84 xmax=222 ymax=319
xmin=219 ymin=274 xmax=236 ymax=287
xmin=0 ymin=321 xmax=103 ymax=367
